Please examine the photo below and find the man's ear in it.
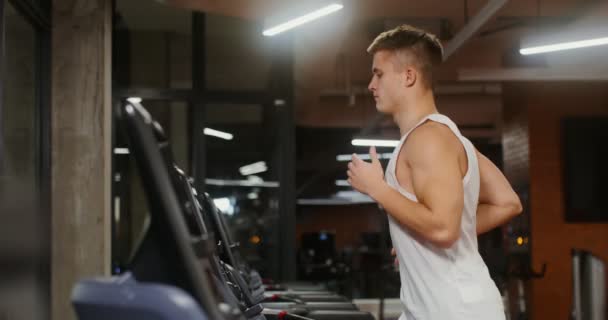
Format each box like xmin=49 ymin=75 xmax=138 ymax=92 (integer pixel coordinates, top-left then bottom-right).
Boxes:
xmin=404 ymin=67 xmax=417 ymax=88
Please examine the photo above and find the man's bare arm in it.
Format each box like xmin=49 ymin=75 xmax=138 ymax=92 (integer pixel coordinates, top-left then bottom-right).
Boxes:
xmin=476 ymin=150 xmax=522 ymax=235
xmin=354 ymin=125 xmax=464 ymax=248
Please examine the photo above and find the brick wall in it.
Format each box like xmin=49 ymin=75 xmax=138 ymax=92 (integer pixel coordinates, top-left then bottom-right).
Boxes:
xmin=502 ymin=84 xmax=530 ymax=188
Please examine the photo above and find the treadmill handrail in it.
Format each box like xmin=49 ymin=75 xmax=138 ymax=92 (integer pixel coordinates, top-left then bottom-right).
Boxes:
xmin=119 ymin=101 xmax=241 ymax=320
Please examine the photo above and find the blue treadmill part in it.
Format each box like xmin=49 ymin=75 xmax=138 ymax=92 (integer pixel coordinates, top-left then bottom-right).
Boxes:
xmin=71 ymin=272 xmax=208 ymax=320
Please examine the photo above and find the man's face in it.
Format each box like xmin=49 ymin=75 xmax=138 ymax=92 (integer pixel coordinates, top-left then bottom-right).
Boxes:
xmin=368 ymin=50 xmax=406 ymax=114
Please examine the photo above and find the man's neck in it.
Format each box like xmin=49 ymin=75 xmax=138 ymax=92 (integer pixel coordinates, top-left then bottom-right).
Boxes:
xmin=394 ymin=90 xmax=438 ymax=136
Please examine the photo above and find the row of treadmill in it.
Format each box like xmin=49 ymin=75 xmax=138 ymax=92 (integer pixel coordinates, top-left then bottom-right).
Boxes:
xmin=70 ymin=101 xmax=376 ymax=320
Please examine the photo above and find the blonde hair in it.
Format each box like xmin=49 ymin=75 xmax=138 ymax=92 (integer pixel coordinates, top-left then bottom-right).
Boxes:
xmin=367 ymin=25 xmax=443 ymax=88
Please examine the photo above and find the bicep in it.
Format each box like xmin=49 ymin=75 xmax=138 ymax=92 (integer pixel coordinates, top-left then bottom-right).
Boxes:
xmin=477 ymin=150 xmax=518 ymax=205
xmin=409 ymin=134 xmax=464 ymax=225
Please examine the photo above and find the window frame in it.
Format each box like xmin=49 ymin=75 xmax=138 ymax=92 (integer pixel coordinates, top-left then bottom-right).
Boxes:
xmin=0 ymin=0 xmax=51 ymax=313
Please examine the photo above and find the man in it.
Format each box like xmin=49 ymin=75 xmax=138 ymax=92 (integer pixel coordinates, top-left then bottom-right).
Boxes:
xmin=347 ymin=25 xmax=522 ymax=319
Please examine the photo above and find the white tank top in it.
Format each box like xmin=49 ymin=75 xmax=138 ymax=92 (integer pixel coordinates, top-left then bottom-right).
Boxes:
xmin=385 ymin=114 xmax=505 ymax=320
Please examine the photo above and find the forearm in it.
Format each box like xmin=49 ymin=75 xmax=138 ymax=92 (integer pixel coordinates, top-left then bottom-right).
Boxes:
xmin=475 ymin=149 xmax=522 ymax=235
xmin=372 ymin=184 xmax=455 ymax=247
xmin=476 ymin=203 xmax=521 ymax=235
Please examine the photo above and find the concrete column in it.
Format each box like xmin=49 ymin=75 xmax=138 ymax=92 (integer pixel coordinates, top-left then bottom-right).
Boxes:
xmin=51 ymin=1 xmax=112 ymax=320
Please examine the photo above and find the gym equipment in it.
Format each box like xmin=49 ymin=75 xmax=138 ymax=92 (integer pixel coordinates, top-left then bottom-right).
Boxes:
xmin=185 ymin=175 xmax=374 ymax=318
xmin=72 ymin=101 xmax=245 ymax=319
xmin=199 ymin=192 xmax=344 ymax=299
xmin=571 ymin=249 xmax=605 ymax=320
xmin=504 ymin=254 xmax=546 ymax=320
xmin=149 ymin=117 xmax=356 ymax=314
xmin=153 ymin=104 xmax=373 ymax=319
xmin=71 ymin=100 xmax=374 ymax=320
xmin=72 ymin=272 xmax=210 ymax=320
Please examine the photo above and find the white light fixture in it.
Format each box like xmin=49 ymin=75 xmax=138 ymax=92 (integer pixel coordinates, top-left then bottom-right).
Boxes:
xmin=520 ymin=36 xmax=608 ymax=55
xmin=246 ymin=175 xmax=264 ymax=184
xmin=127 ymin=97 xmax=142 ymax=104
xmin=113 ymin=197 xmax=121 ymax=222
xmin=205 ymin=178 xmax=279 ymax=188
xmin=335 ymin=180 xmax=350 ymax=187
xmin=204 ymin=127 xmax=233 ymax=140
xmin=336 ymin=154 xmax=364 ymax=161
xmin=297 ymin=190 xmax=375 ymax=205
xmin=351 ymin=139 xmax=399 ymax=147
xmin=263 ymin=3 xmax=343 ymax=37
xmin=113 ymin=148 xmax=130 ymax=154
xmin=213 ymin=197 xmax=234 ymax=216
xmin=335 ymin=190 xmax=372 ymax=199
xmin=336 ymin=152 xmax=394 ymax=162
xmin=239 ymin=161 xmax=267 ymax=176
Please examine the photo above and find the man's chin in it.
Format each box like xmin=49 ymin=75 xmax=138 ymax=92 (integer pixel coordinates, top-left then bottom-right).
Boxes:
xmin=375 ymin=104 xmax=390 ymax=114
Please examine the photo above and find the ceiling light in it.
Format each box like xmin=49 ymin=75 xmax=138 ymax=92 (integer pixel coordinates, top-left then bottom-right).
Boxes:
xmin=205 ymin=178 xmax=279 ymax=188
xmin=335 ymin=180 xmax=350 ymax=187
xmin=246 ymin=175 xmax=264 ymax=184
xmin=297 ymin=191 xmax=375 ymax=205
xmin=351 ymin=139 xmax=399 ymax=147
xmin=127 ymin=97 xmax=142 ymax=104
xmin=520 ymin=36 xmax=608 ymax=55
xmin=239 ymin=161 xmax=267 ymax=176
xmin=263 ymin=3 xmax=343 ymax=37
xmin=204 ymin=128 xmax=233 ymax=140
xmin=113 ymin=148 xmax=130 ymax=154
xmin=213 ymin=197 xmax=234 ymax=216
xmin=336 ymin=152 xmax=394 ymax=161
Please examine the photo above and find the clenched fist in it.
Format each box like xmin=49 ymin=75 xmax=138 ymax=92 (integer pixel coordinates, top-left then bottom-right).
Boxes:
xmin=347 ymin=146 xmax=386 ymax=199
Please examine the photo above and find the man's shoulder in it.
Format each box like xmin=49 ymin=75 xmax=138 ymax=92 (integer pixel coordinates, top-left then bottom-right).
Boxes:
xmin=399 ymin=121 xmax=462 ymax=168
xmin=404 ymin=121 xmax=459 ymax=151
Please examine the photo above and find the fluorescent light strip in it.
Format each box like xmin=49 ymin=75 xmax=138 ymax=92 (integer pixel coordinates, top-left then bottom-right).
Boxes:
xmin=335 ymin=180 xmax=350 ymax=187
xmin=263 ymin=3 xmax=343 ymax=37
xmin=335 ymin=190 xmax=372 ymax=199
xmin=297 ymin=190 xmax=375 ymax=205
xmin=213 ymin=198 xmax=230 ymax=211
xmin=239 ymin=161 xmax=267 ymax=176
xmin=205 ymin=178 xmax=279 ymax=188
xmin=337 ymin=154 xmax=370 ymax=161
xmin=114 ymin=148 xmax=130 ymax=154
xmin=213 ymin=198 xmax=234 ymax=215
xmin=204 ymin=128 xmax=233 ymax=140
xmin=520 ymin=36 xmax=608 ymax=55
xmin=336 ymin=153 xmax=394 ymax=161
xmin=127 ymin=97 xmax=142 ymax=104
xmin=351 ymin=139 xmax=399 ymax=147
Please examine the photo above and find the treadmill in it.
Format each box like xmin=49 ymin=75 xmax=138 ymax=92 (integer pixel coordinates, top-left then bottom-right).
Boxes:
xmin=72 ymin=100 xmax=373 ymax=320
xmin=140 ymin=100 xmax=373 ymax=319
xmin=198 ymin=192 xmax=351 ymax=303
xmin=73 ymin=101 xmax=246 ymax=320
xmin=170 ymin=166 xmax=361 ymax=313
xmin=209 ymin=197 xmax=336 ymax=296
xmin=147 ymin=111 xmax=372 ymax=318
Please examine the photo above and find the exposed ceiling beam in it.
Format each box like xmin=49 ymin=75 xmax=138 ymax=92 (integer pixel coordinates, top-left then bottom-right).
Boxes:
xmin=443 ymin=0 xmax=508 ymax=60
xmin=459 ymin=67 xmax=608 ymax=81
